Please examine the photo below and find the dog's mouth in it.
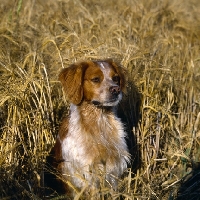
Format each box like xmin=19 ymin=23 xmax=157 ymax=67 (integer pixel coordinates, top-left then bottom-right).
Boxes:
xmin=92 ymin=98 xmax=119 ymax=107
xmin=92 ymin=100 xmax=102 ymax=106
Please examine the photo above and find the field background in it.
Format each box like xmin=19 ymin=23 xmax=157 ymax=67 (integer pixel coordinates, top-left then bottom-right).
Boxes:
xmin=0 ymin=0 xmax=200 ymax=199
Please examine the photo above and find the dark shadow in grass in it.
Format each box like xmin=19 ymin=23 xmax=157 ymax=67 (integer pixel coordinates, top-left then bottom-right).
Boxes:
xmin=118 ymin=80 xmax=142 ymax=173
xmin=176 ymin=162 xmax=200 ymax=200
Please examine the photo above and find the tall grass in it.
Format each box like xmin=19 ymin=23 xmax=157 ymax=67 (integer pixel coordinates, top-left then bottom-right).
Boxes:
xmin=0 ymin=0 xmax=199 ymax=199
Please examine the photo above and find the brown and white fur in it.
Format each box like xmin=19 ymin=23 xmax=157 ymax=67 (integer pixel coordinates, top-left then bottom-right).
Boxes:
xmin=51 ymin=59 xmax=130 ymax=196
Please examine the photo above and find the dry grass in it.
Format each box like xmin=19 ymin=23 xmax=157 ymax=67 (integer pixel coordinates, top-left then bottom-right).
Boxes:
xmin=0 ymin=0 xmax=200 ymax=199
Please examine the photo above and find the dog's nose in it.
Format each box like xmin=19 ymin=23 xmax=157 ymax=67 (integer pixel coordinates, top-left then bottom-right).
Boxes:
xmin=109 ymin=86 xmax=120 ymax=95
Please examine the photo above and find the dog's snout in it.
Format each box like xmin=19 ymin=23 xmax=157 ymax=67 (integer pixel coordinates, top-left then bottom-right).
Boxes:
xmin=109 ymin=86 xmax=120 ymax=95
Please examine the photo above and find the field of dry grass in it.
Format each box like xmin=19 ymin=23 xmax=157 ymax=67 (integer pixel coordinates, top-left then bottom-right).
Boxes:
xmin=0 ymin=0 xmax=200 ymax=199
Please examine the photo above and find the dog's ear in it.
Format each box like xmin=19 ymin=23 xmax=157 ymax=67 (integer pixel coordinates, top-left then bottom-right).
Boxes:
xmin=59 ymin=62 xmax=89 ymax=105
xmin=106 ymin=59 xmax=127 ymax=93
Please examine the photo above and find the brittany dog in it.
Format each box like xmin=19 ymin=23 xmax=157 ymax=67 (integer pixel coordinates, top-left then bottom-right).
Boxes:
xmin=50 ymin=59 xmax=130 ymax=197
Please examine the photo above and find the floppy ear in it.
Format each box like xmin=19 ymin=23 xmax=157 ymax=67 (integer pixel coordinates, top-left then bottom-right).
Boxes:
xmin=59 ymin=62 xmax=88 ymax=105
xmin=107 ymin=59 xmax=127 ymax=93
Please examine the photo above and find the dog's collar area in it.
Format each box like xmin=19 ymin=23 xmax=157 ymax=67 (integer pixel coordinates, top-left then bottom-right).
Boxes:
xmin=91 ymin=101 xmax=116 ymax=111
xmin=92 ymin=100 xmax=101 ymax=106
xmin=92 ymin=100 xmax=113 ymax=107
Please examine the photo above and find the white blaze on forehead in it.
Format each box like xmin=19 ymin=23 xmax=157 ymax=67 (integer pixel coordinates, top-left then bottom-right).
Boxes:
xmin=98 ymin=62 xmax=111 ymax=79
xmin=99 ymin=62 xmax=105 ymax=69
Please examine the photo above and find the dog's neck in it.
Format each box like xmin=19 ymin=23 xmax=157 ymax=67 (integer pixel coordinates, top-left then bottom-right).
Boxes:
xmin=70 ymin=102 xmax=116 ymax=116
xmin=68 ymin=102 xmax=124 ymax=155
xmin=69 ymin=102 xmax=119 ymax=137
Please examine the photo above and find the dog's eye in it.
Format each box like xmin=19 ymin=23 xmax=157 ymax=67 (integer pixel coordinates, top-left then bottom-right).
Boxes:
xmin=112 ymin=76 xmax=120 ymax=83
xmin=91 ymin=77 xmax=100 ymax=83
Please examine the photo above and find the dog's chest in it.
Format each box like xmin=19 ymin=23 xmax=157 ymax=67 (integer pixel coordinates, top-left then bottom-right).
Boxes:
xmin=61 ymin=106 xmax=127 ymax=166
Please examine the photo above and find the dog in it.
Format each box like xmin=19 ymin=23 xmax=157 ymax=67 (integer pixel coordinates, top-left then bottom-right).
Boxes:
xmin=50 ymin=59 xmax=130 ymax=197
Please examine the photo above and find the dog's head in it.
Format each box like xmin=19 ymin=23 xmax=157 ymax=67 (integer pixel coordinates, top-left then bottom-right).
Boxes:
xmin=59 ymin=59 xmax=126 ymax=106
